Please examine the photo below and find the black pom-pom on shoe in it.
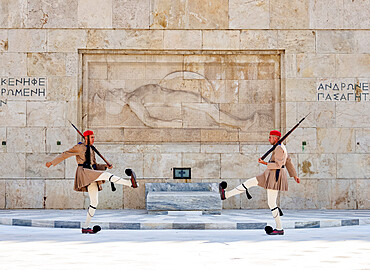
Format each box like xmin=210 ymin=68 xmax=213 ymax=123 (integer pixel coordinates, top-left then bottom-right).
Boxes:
xmin=125 ymin=169 xmax=132 ymax=176
xmin=220 ymin=181 xmax=227 ymax=189
xmin=93 ymin=225 xmax=101 ymax=233
xmin=264 ymin=226 xmax=273 ymax=234
xmin=219 ymin=181 xmax=227 ymax=200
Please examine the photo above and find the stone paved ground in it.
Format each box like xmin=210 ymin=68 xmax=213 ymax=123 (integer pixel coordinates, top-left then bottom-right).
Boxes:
xmin=1 ymin=209 xmax=369 ymax=230
xmin=0 ymin=224 xmax=369 ymax=270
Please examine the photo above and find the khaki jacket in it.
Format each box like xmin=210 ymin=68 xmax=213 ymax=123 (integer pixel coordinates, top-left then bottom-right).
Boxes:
xmin=51 ymin=143 xmax=106 ymax=192
xmin=256 ymin=144 xmax=297 ymax=191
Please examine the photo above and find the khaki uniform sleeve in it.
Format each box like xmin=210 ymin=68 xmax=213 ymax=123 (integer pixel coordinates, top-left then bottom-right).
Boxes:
xmin=285 ymin=155 xmax=298 ymax=178
xmin=50 ymin=144 xmax=81 ymax=166
xmin=267 ymin=146 xmax=285 ymax=170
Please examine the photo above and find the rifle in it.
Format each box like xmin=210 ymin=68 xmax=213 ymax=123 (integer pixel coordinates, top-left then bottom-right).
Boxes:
xmin=260 ymin=113 xmax=310 ymax=160
xmin=68 ymin=120 xmax=116 ymax=192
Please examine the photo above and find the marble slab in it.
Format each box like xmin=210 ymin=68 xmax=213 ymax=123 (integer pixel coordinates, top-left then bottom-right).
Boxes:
xmin=146 ymin=183 xmax=221 ymax=213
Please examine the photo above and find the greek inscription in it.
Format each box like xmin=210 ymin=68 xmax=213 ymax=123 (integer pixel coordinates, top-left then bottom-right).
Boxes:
xmin=317 ymin=80 xmax=369 ymax=102
xmin=0 ymin=77 xmax=47 ymax=103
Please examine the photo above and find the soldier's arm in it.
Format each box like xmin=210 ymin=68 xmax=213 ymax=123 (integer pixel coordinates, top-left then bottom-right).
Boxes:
xmin=48 ymin=144 xmax=81 ymax=167
xmin=285 ymin=155 xmax=297 ymax=177
xmin=286 ymin=155 xmax=300 ymax=183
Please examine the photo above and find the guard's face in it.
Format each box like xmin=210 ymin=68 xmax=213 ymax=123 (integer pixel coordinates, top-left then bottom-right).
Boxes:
xmin=85 ymin=135 xmax=95 ymax=145
xmin=269 ymin=135 xmax=279 ymax=145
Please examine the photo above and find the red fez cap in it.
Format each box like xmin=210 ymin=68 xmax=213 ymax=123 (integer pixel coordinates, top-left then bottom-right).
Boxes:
xmin=83 ymin=130 xmax=94 ymax=137
xmin=270 ymin=130 xmax=281 ymax=137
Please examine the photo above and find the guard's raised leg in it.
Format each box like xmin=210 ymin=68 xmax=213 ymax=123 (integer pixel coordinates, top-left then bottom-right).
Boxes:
xmin=219 ymin=177 xmax=258 ymax=200
xmin=95 ymin=171 xmax=138 ymax=188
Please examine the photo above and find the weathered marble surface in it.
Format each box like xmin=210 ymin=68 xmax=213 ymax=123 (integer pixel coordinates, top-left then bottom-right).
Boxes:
xmin=46 ymin=127 xmax=76 ymax=154
xmin=343 ymin=0 xmax=370 ymax=29
xmin=0 ymin=153 xmax=26 ymax=178
xmin=336 ymin=54 xmax=370 ymax=77
xmin=6 ymin=180 xmax=44 ymax=208
xmin=270 ymin=0 xmax=309 ymax=29
xmin=298 ymin=154 xmax=336 ymax=179
xmin=337 ymin=154 xmax=370 ymax=179
xmin=336 ymin=103 xmax=370 ymax=128
xmin=277 ymin=30 xmax=315 ymax=54
xmin=330 ymin=179 xmax=357 ymax=209
xmin=183 ymin=153 xmax=220 ymax=179
xmin=0 ymin=101 xmax=26 ymax=127
xmin=113 ymin=0 xmax=150 ymax=29
xmin=26 ymin=0 xmax=78 ymax=29
xmin=7 ymin=127 xmax=45 ymax=153
xmin=48 ymin=30 xmax=87 ymax=52
xmin=296 ymin=54 xmax=336 ymax=78
xmin=47 ymin=76 xmax=77 ymax=101
xmin=45 ymin=179 xmax=84 ymax=209
xmin=309 ymin=0 xmax=343 ymax=29
xmin=221 ymin=153 xmax=260 ymax=179
xmin=317 ymin=128 xmax=355 ymax=153
xmin=355 ymin=129 xmax=370 ymax=154
xmin=240 ymin=30 xmax=278 ymax=50
xmin=316 ymin=31 xmax=356 ymax=54
xmin=0 ymin=181 xmax=5 ymax=208
xmin=150 ymin=0 xmax=228 ymax=29
xmin=164 ymin=30 xmax=202 ymax=49
xmin=78 ymin=0 xmax=112 ymax=28
xmin=143 ymin=153 xmax=181 ymax=178
xmin=202 ymin=31 xmax=239 ymax=49
xmin=27 ymin=101 xmax=65 ymax=127
xmin=146 ymin=183 xmax=221 ymax=212
xmin=229 ymin=0 xmax=269 ymax=29
xmin=27 ymin=53 xmax=66 ymax=76
xmin=146 ymin=183 xmax=219 ymax=193
xmin=8 ymin=29 xmax=46 ymax=52
xmin=0 ymin=30 xmax=7 ymax=52
xmin=0 ymin=53 xmax=27 ymax=76
xmin=356 ymin=179 xmax=370 ymax=209
xmin=147 ymin=191 xmax=221 ymax=212
xmin=285 ymin=128 xmax=316 ymax=154
xmin=26 ymin=153 xmax=64 ymax=178
xmin=0 ymin=127 xmax=5 ymax=153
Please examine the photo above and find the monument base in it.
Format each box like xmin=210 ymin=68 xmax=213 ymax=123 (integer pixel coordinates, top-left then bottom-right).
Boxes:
xmin=145 ymin=183 xmax=222 ymax=215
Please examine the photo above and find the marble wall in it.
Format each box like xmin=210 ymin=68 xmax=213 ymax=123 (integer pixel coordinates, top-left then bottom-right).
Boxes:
xmin=0 ymin=0 xmax=369 ymax=210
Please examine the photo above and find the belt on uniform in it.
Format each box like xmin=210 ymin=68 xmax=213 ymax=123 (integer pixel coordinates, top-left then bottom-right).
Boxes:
xmin=78 ymin=163 xmax=96 ymax=170
xmin=275 ymin=165 xmax=285 ymax=182
xmin=78 ymin=163 xmax=92 ymax=169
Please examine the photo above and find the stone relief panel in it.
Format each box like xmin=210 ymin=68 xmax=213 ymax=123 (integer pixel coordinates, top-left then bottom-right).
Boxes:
xmin=83 ymin=52 xmax=280 ymax=143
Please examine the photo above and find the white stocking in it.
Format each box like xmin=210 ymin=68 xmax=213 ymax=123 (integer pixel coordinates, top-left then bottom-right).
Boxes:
xmin=225 ymin=177 xmax=258 ymax=199
xmin=96 ymin=172 xmax=132 ymax=187
xmin=83 ymin=182 xmax=99 ymax=229
xmin=267 ymin=189 xmax=283 ymax=230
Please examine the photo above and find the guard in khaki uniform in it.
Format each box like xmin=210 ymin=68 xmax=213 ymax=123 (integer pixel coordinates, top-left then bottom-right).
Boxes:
xmin=219 ymin=130 xmax=300 ymax=235
xmin=46 ymin=130 xmax=138 ymax=234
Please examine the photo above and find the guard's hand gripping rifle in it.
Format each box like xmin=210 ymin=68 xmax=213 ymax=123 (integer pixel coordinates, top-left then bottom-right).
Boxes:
xmin=260 ymin=113 xmax=310 ymax=160
xmin=68 ymin=121 xmax=116 ymax=192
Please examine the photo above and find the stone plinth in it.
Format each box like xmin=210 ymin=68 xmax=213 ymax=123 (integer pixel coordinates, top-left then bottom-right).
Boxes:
xmin=145 ymin=183 xmax=222 ymax=214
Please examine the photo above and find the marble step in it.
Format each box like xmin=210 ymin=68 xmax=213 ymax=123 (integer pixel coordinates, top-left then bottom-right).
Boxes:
xmin=146 ymin=191 xmax=222 ymax=214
